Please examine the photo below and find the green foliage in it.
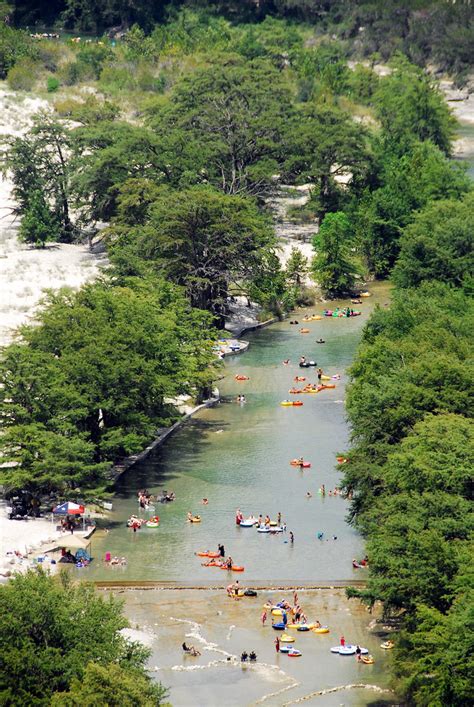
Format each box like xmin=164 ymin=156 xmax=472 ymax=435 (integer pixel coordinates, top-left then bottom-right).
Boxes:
xmin=312 ymin=212 xmax=359 ymax=297
xmin=343 ymin=276 xmax=473 ymax=702
xmin=153 ymin=57 xmax=293 ymax=197
xmin=18 ymin=189 xmax=61 ymax=246
xmin=51 ymin=661 xmax=170 ymax=706
xmin=392 ymin=587 xmax=474 ymax=706
xmin=0 ymin=279 xmax=217 ymax=493
xmin=0 ymin=569 xmax=168 ymax=706
xmin=0 ymin=24 xmax=36 ymax=80
xmin=108 ymin=185 xmax=276 ymax=322
xmin=294 ymin=42 xmax=350 ymax=100
xmin=356 ymin=140 xmax=470 ymax=276
xmin=283 ymin=104 xmax=371 ymax=218
xmin=7 ymin=58 xmax=37 ymax=90
xmin=285 ymin=246 xmax=309 ymax=288
xmin=46 ymin=75 xmax=60 ymax=92
xmin=1 ymin=114 xmax=76 ymax=242
xmin=393 ymin=192 xmax=474 ymax=289
xmin=374 ymin=57 xmax=455 ymax=156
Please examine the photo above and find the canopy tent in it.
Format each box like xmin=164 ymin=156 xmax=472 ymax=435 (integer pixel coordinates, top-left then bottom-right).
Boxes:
xmin=52 ymin=501 xmax=85 ymax=515
xmin=56 ymin=535 xmax=90 ymax=550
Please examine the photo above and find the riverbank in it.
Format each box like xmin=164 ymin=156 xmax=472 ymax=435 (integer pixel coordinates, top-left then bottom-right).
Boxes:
xmin=0 ymin=85 xmax=108 ymax=347
xmin=116 ymin=587 xmax=397 ymax=706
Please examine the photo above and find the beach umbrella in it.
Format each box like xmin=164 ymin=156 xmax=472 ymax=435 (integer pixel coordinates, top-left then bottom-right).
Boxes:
xmin=52 ymin=501 xmax=85 ymax=515
xmin=56 ymin=535 xmax=90 ymax=550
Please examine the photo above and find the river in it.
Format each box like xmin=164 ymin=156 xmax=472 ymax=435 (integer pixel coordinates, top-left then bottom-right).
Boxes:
xmin=84 ymin=283 xmax=390 ymax=584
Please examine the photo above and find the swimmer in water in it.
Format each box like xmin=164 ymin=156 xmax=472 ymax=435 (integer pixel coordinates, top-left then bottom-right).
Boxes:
xmin=306 ymin=491 xmax=312 ymax=498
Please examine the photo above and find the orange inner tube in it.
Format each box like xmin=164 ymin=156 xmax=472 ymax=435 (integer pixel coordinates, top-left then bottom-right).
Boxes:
xmin=294 ymin=376 xmax=306 ymax=382
xmin=289 ymin=389 xmax=302 ymax=394
xmin=292 ymin=401 xmax=303 ymax=406
xmin=235 ymin=375 xmax=249 ymax=381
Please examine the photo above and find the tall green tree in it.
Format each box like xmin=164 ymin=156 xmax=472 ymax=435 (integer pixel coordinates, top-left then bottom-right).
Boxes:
xmin=0 ymin=278 xmax=217 ymax=493
xmin=393 ymin=192 xmax=474 ymax=289
xmin=1 ymin=114 xmax=76 ymax=242
xmin=283 ymin=104 xmax=371 ymax=219
xmin=0 ymin=569 xmax=168 ymax=706
xmin=374 ymin=56 xmax=455 ymax=156
xmin=356 ymin=140 xmax=470 ymax=276
xmin=108 ymin=185 xmax=275 ymax=323
xmin=312 ymin=211 xmax=359 ymax=297
xmin=147 ymin=57 xmax=294 ymax=197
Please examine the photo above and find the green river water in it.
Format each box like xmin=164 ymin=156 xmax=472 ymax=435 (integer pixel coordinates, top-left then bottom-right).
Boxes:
xmin=81 ymin=284 xmax=399 ymax=705
xmin=85 ymin=283 xmax=390 ymax=584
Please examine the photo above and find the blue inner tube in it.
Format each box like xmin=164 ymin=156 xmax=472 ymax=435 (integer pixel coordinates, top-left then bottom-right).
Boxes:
xmin=297 ymin=625 xmax=310 ymax=631
xmin=272 ymin=623 xmax=286 ymax=630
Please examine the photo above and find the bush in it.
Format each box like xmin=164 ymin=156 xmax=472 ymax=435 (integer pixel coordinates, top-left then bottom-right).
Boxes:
xmin=47 ymin=76 xmax=60 ymax=93
xmin=7 ymin=59 xmax=37 ymax=91
xmin=36 ymin=41 xmax=65 ymax=72
xmin=59 ymin=60 xmax=89 ymax=86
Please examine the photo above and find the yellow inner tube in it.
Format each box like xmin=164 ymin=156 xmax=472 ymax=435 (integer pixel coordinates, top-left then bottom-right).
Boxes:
xmin=280 ymin=401 xmax=293 ymax=406
xmin=272 ymin=609 xmax=283 ymax=616
xmin=313 ymin=627 xmax=329 ymax=634
xmin=362 ymin=656 xmax=374 ymax=664
xmin=191 ymin=517 xmax=201 ymax=523
xmin=281 ymin=633 xmax=294 ymax=642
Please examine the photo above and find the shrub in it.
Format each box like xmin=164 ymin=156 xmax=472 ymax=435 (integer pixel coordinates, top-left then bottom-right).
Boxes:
xmin=47 ymin=76 xmax=60 ymax=93
xmin=7 ymin=59 xmax=37 ymax=91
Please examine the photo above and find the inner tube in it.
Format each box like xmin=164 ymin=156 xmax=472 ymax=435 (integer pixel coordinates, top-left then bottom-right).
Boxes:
xmin=313 ymin=627 xmax=330 ymax=634
xmin=239 ymin=520 xmax=257 ymax=527
xmin=289 ymin=388 xmax=302 ymax=394
xmin=244 ymin=589 xmax=257 ymax=597
xmin=235 ymin=375 xmax=249 ymax=381
xmin=320 ymin=384 xmax=336 ymax=390
xmin=299 ymin=362 xmax=310 ymax=368
xmin=219 ymin=565 xmax=245 ymax=572
xmin=272 ymin=609 xmax=284 ymax=616
xmin=280 ymin=633 xmax=294 ymax=642
xmin=381 ymin=641 xmax=394 ymax=649
xmin=288 ymin=649 xmax=302 ymax=657
xmin=297 ymin=625 xmax=310 ymax=632
xmin=361 ymin=655 xmax=374 ymax=664
xmin=292 ymin=401 xmax=303 ymax=406
xmin=279 ymin=645 xmax=292 ymax=653
xmin=146 ymin=521 xmax=159 ymax=528
xmin=300 ymin=329 xmax=310 ymax=333
xmin=190 ymin=516 xmax=201 ymax=523
xmin=272 ymin=622 xmax=286 ymax=630
xmin=290 ymin=460 xmax=311 ymax=468
xmin=331 ymin=645 xmax=368 ymax=655
xmin=280 ymin=401 xmax=293 ymax=406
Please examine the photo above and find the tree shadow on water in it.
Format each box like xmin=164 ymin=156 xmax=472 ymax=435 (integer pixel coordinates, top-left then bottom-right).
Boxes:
xmin=114 ymin=418 xmax=230 ymax=498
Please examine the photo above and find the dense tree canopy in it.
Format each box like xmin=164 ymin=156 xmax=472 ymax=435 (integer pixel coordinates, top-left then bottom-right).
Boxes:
xmin=0 ymin=569 xmax=168 ymax=706
xmin=311 ymin=211 xmax=359 ymax=297
xmin=0 ymin=279 xmax=217 ymax=494
xmin=393 ymin=192 xmax=474 ymax=289
xmin=107 ymin=185 xmax=275 ymax=321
